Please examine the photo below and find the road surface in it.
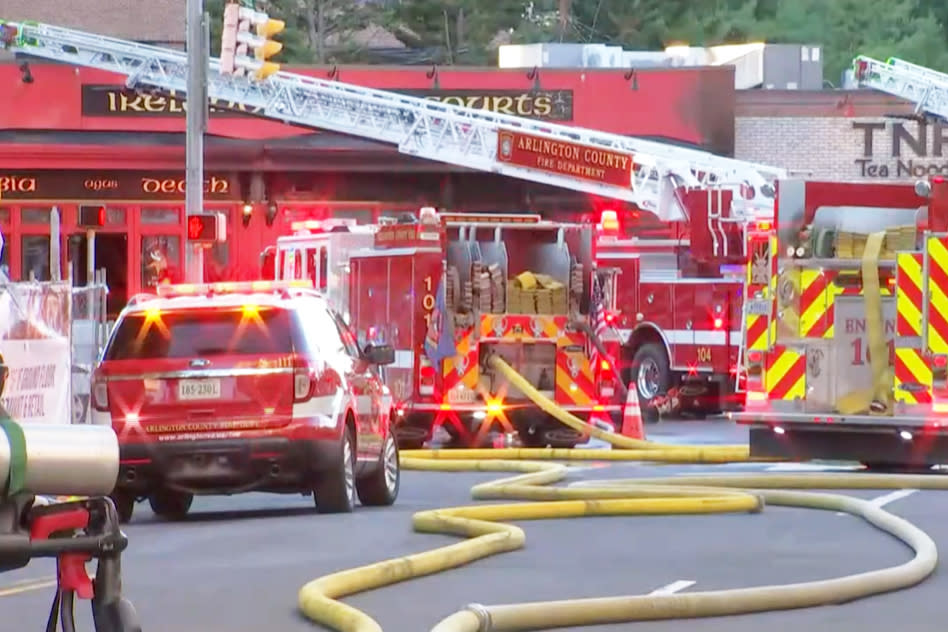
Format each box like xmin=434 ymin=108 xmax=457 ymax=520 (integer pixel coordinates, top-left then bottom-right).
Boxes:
xmin=1 ymin=420 xmax=943 ymax=632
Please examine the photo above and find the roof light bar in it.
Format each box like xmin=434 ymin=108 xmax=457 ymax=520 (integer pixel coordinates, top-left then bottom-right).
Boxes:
xmin=155 ymin=279 xmax=312 ymax=298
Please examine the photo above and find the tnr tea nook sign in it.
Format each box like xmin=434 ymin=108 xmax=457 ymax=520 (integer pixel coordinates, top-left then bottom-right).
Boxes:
xmin=853 ymin=119 xmax=948 ymax=179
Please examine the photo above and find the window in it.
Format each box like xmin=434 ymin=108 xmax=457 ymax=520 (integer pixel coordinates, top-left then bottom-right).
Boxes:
xmin=295 ymin=299 xmax=349 ymax=357
xmin=319 ymin=247 xmax=328 ymax=290
xmin=21 ymin=235 xmax=50 ymax=281
xmin=21 ymin=208 xmax=52 ymax=225
xmin=106 ymin=207 xmax=127 ymax=224
xmin=141 ymin=235 xmax=181 ymax=288
xmin=140 ymin=208 xmax=180 ymax=225
xmin=332 ymin=312 xmax=362 ymax=357
xmin=330 ymin=208 xmax=373 ymax=223
xmin=0 ymin=209 xmax=10 ymax=224
xmin=105 ymin=307 xmax=294 ymax=360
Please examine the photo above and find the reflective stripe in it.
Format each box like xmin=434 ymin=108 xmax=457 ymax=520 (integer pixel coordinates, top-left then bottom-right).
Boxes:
xmin=617 ymin=328 xmax=741 ymax=346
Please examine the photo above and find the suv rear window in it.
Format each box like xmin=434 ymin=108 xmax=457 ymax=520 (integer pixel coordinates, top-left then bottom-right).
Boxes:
xmin=105 ymin=307 xmax=295 ymax=360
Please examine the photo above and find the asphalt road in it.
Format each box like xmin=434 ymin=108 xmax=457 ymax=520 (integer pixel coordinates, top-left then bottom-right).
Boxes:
xmin=1 ymin=420 xmax=945 ymax=632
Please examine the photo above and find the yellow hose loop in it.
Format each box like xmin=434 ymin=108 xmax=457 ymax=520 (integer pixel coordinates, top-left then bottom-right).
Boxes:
xmin=297 ymin=356 xmax=945 ymax=631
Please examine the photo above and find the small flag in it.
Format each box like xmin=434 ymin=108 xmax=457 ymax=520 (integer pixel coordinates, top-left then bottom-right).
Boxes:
xmin=424 ymin=275 xmax=457 ymax=362
xmin=588 ymin=273 xmax=608 ymax=368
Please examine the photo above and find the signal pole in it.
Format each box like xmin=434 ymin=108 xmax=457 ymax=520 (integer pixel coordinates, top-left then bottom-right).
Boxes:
xmin=185 ymin=0 xmax=209 ymax=283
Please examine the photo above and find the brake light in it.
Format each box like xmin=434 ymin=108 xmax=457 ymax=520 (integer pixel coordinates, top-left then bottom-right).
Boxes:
xmin=419 ymin=357 xmax=436 ymax=396
xmin=599 ymin=359 xmax=615 ymax=398
xmin=747 ymin=351 xmax=762 ymax=364
xmin=91 ymin=375 xmax=109 ymax=412
xmin=294 ymin=364 xmax=314 ymax=403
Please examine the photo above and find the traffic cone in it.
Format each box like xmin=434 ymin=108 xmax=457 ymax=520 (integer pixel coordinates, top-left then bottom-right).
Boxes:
xmin=620 ymin=388 xmax=645 ymax=439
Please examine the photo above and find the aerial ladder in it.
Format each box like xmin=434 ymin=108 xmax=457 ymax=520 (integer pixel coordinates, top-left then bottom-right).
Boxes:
xmin=0 ymin=19 xmax=787 ymax=223
xmin=853 ymin=55 xmax=948 ymax=120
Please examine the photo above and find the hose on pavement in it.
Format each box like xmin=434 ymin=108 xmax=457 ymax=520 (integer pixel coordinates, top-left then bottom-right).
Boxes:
xmin=297 ymin=356 xmax=944 ymax=632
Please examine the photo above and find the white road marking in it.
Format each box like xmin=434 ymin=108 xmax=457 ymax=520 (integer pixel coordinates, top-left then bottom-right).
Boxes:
xmin=836 ymin=488 xmax=919 ymax=516
xmin=766 ymin=462 xmax=860 ymax=472
xmin=649 ymin=580 xmax=696 ymax=595
xmin=0 ymin=577 xmax=57 ymax=597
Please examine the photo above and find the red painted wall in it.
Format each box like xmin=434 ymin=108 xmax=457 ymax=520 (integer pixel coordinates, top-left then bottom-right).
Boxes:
xmin=0 ymin=63 xmax=736 ymax=154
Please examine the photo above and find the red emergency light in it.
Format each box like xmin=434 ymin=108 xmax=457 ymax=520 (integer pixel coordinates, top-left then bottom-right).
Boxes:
xmin=155 ymin=279 xmax=312 ymax=298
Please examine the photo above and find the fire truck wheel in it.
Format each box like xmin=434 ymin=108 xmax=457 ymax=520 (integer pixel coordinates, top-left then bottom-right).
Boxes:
xmin=314 ymin=426 xmax=357 ymax=514
xmin=148 ymin=490 xmax=193 ymax=521
xmin=356 ymin=433 xmax=400 ymax=506
xmin=109 ymin=491 xmax=135 ymax=525
xmin=631 ymin=343 xmax=671 ymax=424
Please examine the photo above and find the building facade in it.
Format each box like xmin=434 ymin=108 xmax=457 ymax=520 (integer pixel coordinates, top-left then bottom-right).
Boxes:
xmin=735 ymin=90 xmax=935 ymax=182
xmin=0 ymin=61 xmax=734 ymax=314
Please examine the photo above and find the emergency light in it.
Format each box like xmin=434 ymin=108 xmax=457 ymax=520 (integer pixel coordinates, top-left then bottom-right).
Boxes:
xmin=155 ymin=279 xmax=312 ymax=298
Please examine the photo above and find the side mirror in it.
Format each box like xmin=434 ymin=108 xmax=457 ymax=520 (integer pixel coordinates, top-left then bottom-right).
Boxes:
xmin=362 ymin=343 xmax=395 ymax=366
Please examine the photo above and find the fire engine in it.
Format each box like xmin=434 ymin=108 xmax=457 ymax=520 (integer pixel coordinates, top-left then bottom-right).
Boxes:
xmin=0 ymin=20 xmax=788 ymax=432
xmin=268 ymin=210 xmax=616 ymax=448
xmin=733 ymin=176 xmax=948 ymax=468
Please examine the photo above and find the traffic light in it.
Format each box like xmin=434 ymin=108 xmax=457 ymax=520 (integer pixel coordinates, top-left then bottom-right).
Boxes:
xmin=78 ymin=205 xmax=107 ymax=228
xmin=219 ymin=2 xmax=240 ymax=74
xmin=225 ymin=6 xmax=284 ymax=80
xmin=186 ymin=212 xmax=227 ymax=244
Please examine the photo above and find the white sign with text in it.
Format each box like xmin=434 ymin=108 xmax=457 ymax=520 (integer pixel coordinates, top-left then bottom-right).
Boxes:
xmin=0 ymin=338 xmax=71 ymax=425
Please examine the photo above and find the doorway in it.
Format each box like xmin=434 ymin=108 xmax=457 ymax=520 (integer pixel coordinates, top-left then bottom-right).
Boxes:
xmin=68 ymin=233 xmax=128 ymax=318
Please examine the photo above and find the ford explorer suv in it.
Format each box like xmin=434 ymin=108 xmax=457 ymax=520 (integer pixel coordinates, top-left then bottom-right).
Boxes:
xmin=90 ymin=280 xmax=399 ymax=523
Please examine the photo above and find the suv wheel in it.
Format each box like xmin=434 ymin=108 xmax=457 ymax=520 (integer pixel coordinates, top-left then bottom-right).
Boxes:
xmin=314 ymin=427 xmax=356 ymax=514
xmin=110 ymin=491 xmax=136 ymax=525
xmin=356 ymin=434 xmax=400 ymax=506
xmin=148 ymin=490 xmax=193 ymax=521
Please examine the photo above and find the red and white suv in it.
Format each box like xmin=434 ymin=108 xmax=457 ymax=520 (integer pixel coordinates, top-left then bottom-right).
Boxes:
xmin=90 ymin=281 xmax=400 ymax=523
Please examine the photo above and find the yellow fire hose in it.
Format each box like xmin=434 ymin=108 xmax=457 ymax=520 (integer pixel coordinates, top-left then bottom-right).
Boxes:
xmin=298 ymin=356 xmax=946 ymax=632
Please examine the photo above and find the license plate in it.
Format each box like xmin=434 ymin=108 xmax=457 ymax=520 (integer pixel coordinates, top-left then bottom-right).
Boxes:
xmin=178 ymin=379 xmax=221 ymax=401
xmin=447 ymin=387 xmax=476 ymax=404
xmin=746 ymin=300 xmax=771 ymax=316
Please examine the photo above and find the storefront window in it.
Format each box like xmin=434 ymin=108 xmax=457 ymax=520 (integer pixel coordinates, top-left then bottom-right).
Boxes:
xmin=21 ymin=208 xmax=52 ymax=225
xmin=203 ymin=208 xmax=231 ymax=281
xmin=106 ymin=207 xmax=127 ymax=224
xmin=0 ymin=209 xmax=10 ymax=224
xmin=21 ymin=235 xmax=50 ymax=281
xmin=140 ymin=208 xmax=180 ymax=224
xmin=141 ymin=235 xmax=181 ymax=288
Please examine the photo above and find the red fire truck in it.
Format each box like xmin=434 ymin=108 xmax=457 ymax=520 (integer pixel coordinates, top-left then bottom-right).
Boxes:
xmin=267 ymin=210 xmax=619 ymax=448
xmin=593 ymin=183 xmax=782 ymax=423
xmin=733 ymin=176 xmax=948 ymax=469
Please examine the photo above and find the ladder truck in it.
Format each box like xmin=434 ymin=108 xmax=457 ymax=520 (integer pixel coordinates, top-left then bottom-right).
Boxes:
xmin=852 ymin=55 xmax=948 ymax=120
xmin=0 ymin=19 xmax=788 ymax=427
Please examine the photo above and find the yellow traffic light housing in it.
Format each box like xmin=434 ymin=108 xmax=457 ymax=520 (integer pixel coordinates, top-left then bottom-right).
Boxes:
xmin=252 ymin=18 xmax=284 ymax=80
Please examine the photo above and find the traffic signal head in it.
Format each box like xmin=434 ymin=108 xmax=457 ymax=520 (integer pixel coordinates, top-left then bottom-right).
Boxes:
xmin=78 ymin=205 xmax=107 ymax=228
xmin=219 ymin=3 xmax=241 ymax=75
xmin=186 ymin=212 xmax=226 ymax=244
xmin=229 ymin=9 xmax=284 ymax=80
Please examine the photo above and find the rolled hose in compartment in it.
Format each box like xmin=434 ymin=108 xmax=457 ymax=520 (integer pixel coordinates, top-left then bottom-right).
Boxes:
xmin=296 ymin=355 xmax=945 ymax=632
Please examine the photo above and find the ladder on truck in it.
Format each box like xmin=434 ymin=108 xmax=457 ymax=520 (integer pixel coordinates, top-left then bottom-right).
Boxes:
xmin=0 ymin=20 xmax=786 ymax=223
xmin=853 ymin=55 xmax=948 ymax=120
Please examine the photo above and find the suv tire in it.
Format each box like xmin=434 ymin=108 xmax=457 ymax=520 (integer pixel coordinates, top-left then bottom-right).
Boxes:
xmin=148 ymin=490 xmax=193 ymax=521
xmin=315 ymin=426 xmax=356 ymax=514
xmin=356 ymin=433 xmax=400 ymax=506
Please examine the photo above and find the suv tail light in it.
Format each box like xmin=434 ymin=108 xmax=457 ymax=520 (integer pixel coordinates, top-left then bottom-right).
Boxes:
xmin=294 ymin=364 xmax=314 ymax=403
xmin=91 ymin=373 xmax=109 ymax=412
xmin=599 ymin=359 xmax=615 ymax=398
xmin=419 ymin=356 xmax=435 ymax=396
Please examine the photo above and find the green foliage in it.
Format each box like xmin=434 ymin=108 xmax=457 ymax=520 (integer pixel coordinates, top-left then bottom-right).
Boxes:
xmin=200 ymin=0 xmax=948 ymax=77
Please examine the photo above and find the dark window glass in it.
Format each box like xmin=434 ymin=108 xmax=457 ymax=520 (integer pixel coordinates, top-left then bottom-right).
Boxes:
xmin=21 ymin=235 xmax=50 ymax=281
xmin=105 ymin=307 xmax=294 ymax=360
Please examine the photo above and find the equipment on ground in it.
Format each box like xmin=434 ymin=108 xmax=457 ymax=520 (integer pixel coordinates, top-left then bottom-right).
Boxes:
xmin=0 ymin=20 xmax=785 ymax=223
xmin=271 ymin=212 xmax=626 ymax=448
xmin=733 ymin=175 xmax=948 ymax=468
xmin=852 ymin=55 xmax=948 ymax=120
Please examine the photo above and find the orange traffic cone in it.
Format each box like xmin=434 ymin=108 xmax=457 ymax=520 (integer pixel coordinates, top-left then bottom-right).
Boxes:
xmin=620 ymin=388 xmax=645 ymax=440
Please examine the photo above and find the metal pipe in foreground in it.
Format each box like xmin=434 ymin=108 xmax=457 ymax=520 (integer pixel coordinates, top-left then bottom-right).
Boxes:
xmin=0 ymin=424 xmax=118 ymax=498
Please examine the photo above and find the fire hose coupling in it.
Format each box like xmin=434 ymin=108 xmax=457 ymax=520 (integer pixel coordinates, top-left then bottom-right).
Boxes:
xmin=464 ymin=603 xmax=492 ymax=632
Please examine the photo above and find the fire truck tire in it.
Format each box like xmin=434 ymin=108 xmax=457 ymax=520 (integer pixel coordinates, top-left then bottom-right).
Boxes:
xmin=109 ymin=491 xmax=135 ymax=525
xmin=148 ymin=490 xmax=193 ymax=521
xmin=631 ymin=343 xmax=671 ymax=424
xmin=314 ymin=426 xmax=356 ymax=514
xmin=356 ymin=433 xmax=400 ymax=506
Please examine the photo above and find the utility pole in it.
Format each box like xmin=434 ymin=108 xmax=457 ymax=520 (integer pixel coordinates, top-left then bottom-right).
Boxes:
xmin=185 ymin=0 xmax=209 ymax=283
